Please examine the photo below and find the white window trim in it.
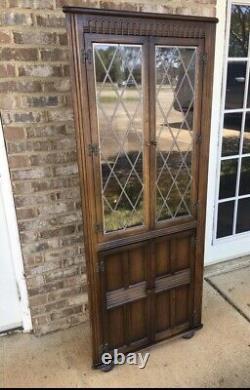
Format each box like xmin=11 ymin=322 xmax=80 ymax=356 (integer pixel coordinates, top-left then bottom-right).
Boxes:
xmin=205 ymin=0 xmax=250 ymax=265
xmin=0 ymin=117 xmax=32 ymax=332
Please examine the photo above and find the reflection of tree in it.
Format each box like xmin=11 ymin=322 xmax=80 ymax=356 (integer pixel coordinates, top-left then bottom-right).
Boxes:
xmin=95 ymin=46 xmax=141 ymax=84
xmin=222 ymin=136 xmax=240 ymax=156
xmin=156 ymin=48 xmax=179 ymax=86
xmin=156 ymin=48 xmax=195 ymax=113
xmin=220 ymin=157 xmax=250 ymax=198
xmin=223 ymin=114 xmax=250 ymax=155
xmin=230 ymin=5 xmax=250 ymax=57
xmin=220 ymin=160 xmax=238 ymax=199
xmin=95 ymin=47 xmax=122 ymax=83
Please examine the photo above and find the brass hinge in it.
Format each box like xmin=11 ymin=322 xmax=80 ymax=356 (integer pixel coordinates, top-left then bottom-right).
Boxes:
xmin=82 ymin=48 xmax=92 ymax=64
xmin=95 ymin=223 xmax=103 ymax=233
xmin=202 ymin=53 xmax=208 ymax=64
xmin=88 ymin=143 xmax=99 ymax=156
xmin=96 ymin=260 xmax=105 ymax=273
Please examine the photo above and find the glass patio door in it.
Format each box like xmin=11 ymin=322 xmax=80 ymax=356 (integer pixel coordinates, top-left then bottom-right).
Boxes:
xmin=215 ymin=3 xmax=250 ymax=241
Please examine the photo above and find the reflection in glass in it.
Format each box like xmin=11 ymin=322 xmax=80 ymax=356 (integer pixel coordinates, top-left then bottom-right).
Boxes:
xmin=217 ymin=4 xmax=250 ymax=239
xmin=243 ymin=113 xmax=250 ymax=154
xmin=94 ymin=44 xmax=144 ymax=233
xmin=236 ymin=198 xmax=250 ymax=233
xmin=217 ymin=201 xmax=234 ymax=238
xmin=229 ymin=5 xmax=250 ymax=58
xmin=222 ymin=113 xmax=242 ymax=157
xmin=247 ymin=75 xmax=250 ymax=107
xmin=225 ymin=62 xmax=247 ymax=109
xmin=239 ymin=157 xmax=250 ymax=195
xmin=155 ymin=47 xmax=196 ymax=222
xmin=219 ymin=159 xmax=238 ymax=199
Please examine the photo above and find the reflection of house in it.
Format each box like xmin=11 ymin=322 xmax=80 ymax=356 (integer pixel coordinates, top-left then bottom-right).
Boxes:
xmin=1 ymin=0 xmax=250 ymax=344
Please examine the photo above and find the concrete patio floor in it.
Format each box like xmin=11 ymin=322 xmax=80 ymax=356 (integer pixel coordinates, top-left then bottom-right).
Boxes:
xmin=0 ymin=270 xmax=250 ymax=388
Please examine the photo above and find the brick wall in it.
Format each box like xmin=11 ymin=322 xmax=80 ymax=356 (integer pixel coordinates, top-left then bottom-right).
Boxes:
xmin=0 ymin=0 xmax=216 ymax=335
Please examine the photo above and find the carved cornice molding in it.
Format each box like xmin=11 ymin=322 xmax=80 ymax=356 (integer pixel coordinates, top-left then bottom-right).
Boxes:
xmin=82 ymin=15 xmax=206 ymax=38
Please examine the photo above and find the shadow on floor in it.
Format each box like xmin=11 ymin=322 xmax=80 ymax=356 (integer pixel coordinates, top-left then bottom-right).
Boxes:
xmin=1 ymin=270 xmax=250 ymax=388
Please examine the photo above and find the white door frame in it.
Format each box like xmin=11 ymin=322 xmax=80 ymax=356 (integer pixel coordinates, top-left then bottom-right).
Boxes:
xmin=205 ymin=0 xmax=250 ymax=265
xmin=0 ymin=118 xmax=32 ymax=332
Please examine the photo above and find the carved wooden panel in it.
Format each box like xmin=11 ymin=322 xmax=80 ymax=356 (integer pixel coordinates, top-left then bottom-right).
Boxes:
xmin=99 ymin=230 xmax=195 ymax=353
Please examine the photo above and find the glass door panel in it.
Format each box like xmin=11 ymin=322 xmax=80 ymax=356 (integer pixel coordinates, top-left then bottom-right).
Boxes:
xmin=93 ymin=43 xmax=144 ymax=234
xmin=216 ymin=4 xmax=250 ymax=239
xmin=155 ymin=46 xmax=197 ymax=223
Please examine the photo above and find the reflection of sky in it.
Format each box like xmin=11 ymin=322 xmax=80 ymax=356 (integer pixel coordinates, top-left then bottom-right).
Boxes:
xmin=94 ymin=43 xmax=195 ymax=71
xmin=156 ymin=48 xmax=195 ymax=70
xmin=94 ymin=43 xmax=142 ymax=71
xmin=232 ymin=4 xmax=250 ymax=16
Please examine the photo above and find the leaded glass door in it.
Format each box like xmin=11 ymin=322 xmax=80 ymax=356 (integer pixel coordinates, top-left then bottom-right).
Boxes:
xmin=86 ymin=36 xmax=201 ymax=242
xmin=87 ymin=36 xmax=149 ymax=238
xmin=84 ymin=33 xmax=204 ymax=358
xmin=153 ymin=41 xmax=199 ymax=227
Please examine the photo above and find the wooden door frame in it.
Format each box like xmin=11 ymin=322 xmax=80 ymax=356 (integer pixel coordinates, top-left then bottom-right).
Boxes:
xmin=64 ymin=7 xmax=217 ymax=367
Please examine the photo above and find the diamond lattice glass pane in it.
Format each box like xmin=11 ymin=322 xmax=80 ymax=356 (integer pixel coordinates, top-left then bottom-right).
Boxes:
xmin=94 ymin=43 xmax=144 ymax=233
xmin=155 ymin=46 xmax=196 ymax=222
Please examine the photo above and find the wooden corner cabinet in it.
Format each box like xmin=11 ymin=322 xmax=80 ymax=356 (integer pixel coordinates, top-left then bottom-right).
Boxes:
xmin=64 ymin=7 xmax=217 ymax=368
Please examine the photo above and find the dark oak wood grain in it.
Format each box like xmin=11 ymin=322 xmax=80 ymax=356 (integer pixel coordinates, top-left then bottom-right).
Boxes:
xmin=64 ymin=7 xmax=217 ymax=367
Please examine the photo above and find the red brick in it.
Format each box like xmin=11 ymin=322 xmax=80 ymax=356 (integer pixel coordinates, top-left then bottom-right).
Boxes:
xmin=0 ymin=94 xmax=18 ymax=109
xmin=16 ymin=207 xmax=39 ymax=220
xmin=3 ymin=111 xmax=47 ymax=125
xmin=8 ymin=154 xmax=30 ymax=169
xmin=18 ymin=65 xmax=63 ymax=77
xmin=40 ymin=48 xmax=69 ymax=62
xmin=20 ymin=96 xmax=64 ymax=109
xmin=47 ymin=108 xmax=73 ymax=122
xmin=100 ymin=1 xmax=138 ymax=11
xmin=12 ymin=166 xmax=52 ymax=180
xmin=63 ymin=65 xmax=70 ymax=77
xmin=25 ymin=124 xmax=69 ymax=138
xmin=0 ymin=11 xmax=34 ymax=26
xmin=8 ymin=0 xmax=54 ymax=9
xmin=55 ymin=0 xmax=99 ymax=7
xmin=0 ymin=47 xmax=38 ymax=61
xmin=0 ymin=30 xmax=12 ymax=43
xmin=36 ymin=14 xmax=66 ymax=28
xmin=4 ymin=126 xmax=25 ymax=141
xmin=43 ymin=79 xmax=71 ymax=93
xmin=13 ymin=31 xmax=57 ymax=45
xmin=0 ymin=80 xmax=42 ymax=93
xmin=58 ymin=33 xmax=68 ymax=45
xmin=29 ymin=151 xmax=76 ymax=166
xmin=39 ymin=225 xmax=76 ymax=240
xmin=29 ymin=294 xmax=48 ymax=307
xmin=0 ymin=64 xmax=15 ymax=78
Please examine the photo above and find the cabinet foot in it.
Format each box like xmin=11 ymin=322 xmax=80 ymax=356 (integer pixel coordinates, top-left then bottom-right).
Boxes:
xmin=98 ymin=361 xmax=114 ymax=372
xmin=182 ymin=330 xmax=195 ymax=340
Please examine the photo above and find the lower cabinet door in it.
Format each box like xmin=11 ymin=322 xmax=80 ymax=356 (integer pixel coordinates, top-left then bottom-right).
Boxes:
xmin=99 ymin=230 xmax=196 ymax=356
